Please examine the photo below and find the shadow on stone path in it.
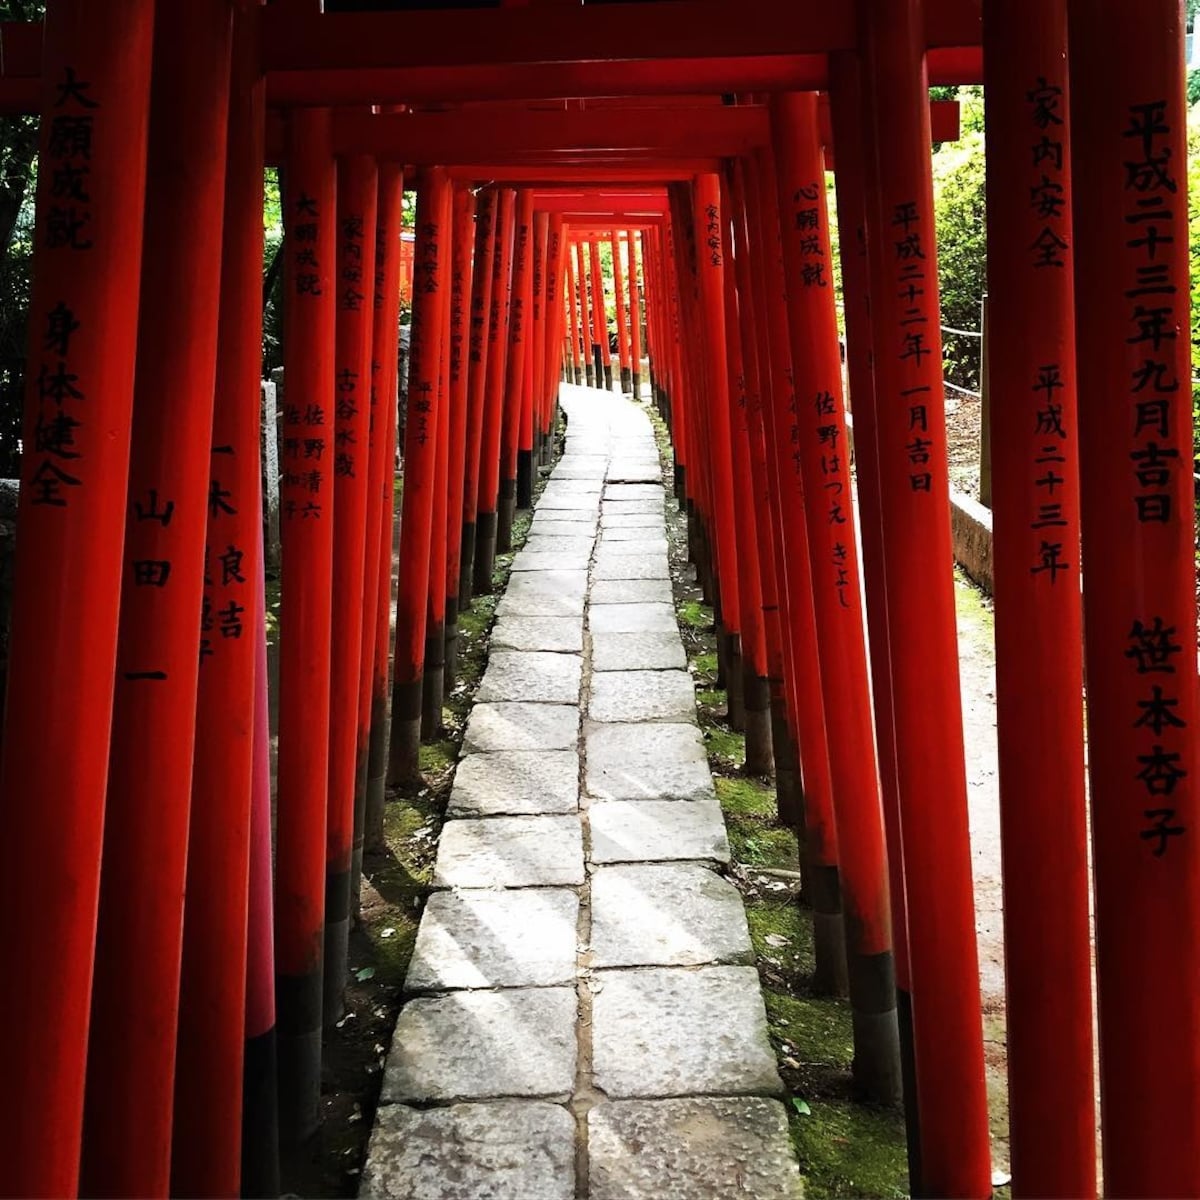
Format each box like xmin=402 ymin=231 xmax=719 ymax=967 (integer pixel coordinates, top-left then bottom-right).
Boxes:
xmin=362 ymin=384 xmax=803 ymax=1199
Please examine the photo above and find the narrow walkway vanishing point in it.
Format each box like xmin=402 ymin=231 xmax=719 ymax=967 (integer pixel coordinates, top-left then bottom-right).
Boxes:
xmin=362 ymin=384 xmax=803 ymax=1199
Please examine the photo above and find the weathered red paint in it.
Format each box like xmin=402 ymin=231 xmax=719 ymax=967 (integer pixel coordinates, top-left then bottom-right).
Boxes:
xmin=610 ymin=232 xmax=631 ymax=390
xmin=628 ymin=230 xmax=644 ymax=396
xmin=772 ymin=89 xmax=899 ymax=1101
xmin=983 ymin=4 xmax=1096 ymax=1194
xmin=388 ymin=166 xmax=450 ymax=784
xmin=474 ymin=186 xmax=515 ymax=590
xmin=172 ymin=8 xmax=263 ymax=1192
xmin=323 ymin=153 xmax=377 ymax=1026
xmin=0 ymin=3 xmax=153 ymax=1193
xmin=861 ymin=0 xmax=991 ymax=1189
xmin=747 ymin=144 xmax=847 ymax=994
xmin=460 ymin=187 xmax=497 ymax=603
xmin=589 ymin=237 xmax=612 ymax=387
xmin=362 ymin=164 xmax=404 ymax=858
xmin=497 ymin=189 xmax=532 ymax=547
xmin=1070 ymin=4 xmax=1200 ymax=1192
xmin=81 ymin=4 xmax=233 ymax=1193
xmin=445 ymin=185 xmax=477 ymax=676
xmin=272 ymin=105 xmax=337 ymax=1146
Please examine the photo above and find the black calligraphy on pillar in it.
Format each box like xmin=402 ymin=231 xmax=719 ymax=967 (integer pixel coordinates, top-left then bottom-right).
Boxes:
xmin=888 ymin=199 xmax=937 ymax=495
xmin=1117 ymin=98 xmax=1188 ymax=855
xmin=793 ymin=183 xmax=827 ymax=288
xmin=28 ymin=68 xmax=104 ymax=509
xmin=281 ymin=190 xmax=326 ymax=523
xmin=339 ymin=212 xmax=365 ymax=313
xmin=335 ymin=367 xmax=359 ymax=480
xmin=704 ymin=203 xmax=722 ymax=268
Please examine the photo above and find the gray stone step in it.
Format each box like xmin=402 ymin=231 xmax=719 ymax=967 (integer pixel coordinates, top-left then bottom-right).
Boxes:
xmin=366 ymin=383 xmax=799 ymax=1199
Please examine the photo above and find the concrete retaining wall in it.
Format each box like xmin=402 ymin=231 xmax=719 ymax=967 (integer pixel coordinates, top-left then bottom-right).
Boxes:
xmin=949 ymin=489 xmax=993 ymax=595
xmin=845 ymin=409 xmax=994 ymax=595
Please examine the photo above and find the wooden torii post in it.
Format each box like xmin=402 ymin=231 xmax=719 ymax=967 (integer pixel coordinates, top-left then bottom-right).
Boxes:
xmin=6 ymin=3 xmax=1195 ymax=1198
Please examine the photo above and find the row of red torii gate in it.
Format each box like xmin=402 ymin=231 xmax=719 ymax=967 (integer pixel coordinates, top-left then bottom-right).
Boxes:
xmin=0 ymin=2 xmax=1195 ymax=1199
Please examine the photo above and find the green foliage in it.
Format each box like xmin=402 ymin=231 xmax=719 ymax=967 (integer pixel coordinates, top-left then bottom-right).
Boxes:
xmin=931 ymin=86 xmax=986 ymax=390
xmin=262 ymin=168 xmax=284 ymax=373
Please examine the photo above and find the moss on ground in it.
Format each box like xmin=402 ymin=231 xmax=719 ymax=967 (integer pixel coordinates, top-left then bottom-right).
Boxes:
xmin=645 ymin=400 xmax=910 ymax=1200
xmin=309 ymin=459 xmax=547 ymax=1196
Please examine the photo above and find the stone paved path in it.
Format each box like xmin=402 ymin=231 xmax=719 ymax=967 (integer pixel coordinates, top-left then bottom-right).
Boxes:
xmin=363 ymin=385 xmax=803 ymax=1200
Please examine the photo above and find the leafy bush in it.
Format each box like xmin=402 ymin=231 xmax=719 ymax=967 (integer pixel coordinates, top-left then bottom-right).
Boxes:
xmin=931 ymin=87 xmax=986 ymax=391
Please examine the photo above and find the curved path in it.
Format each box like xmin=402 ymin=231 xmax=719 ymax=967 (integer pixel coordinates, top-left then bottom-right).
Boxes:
xmin=362 ymin=384 xmax=802 ymax=1199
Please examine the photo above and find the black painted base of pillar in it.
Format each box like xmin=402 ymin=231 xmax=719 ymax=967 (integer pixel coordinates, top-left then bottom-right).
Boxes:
xmin=458 ymin=521 xmax=476 ymax=610
xmin=497 ymin=479 xmax=517 ymax=553
xmin=849 ymin=950 xmax=902 ymax=1106
xmin=620 ymin=366 xmax=633 ymax=393
xmin=632 ymin=370 xmax=642 ymax=399
xmin=387 ymin=676 xmax=423 ymax=787
xmin=743 ymin=673 xmax=774 ymax=776
xmin=473 ymin=510 xmax=498 ymax=593
xmin=573 ymin=366 xmax=583 ymax=385
xmin=898 ymin=988 xmax=923 ymax=1194
xmin=365 ymin=699 xmax=388 ymax=854
xmin=584 ymin=364 xmax=595 ymax=387
xmin=516 ymin=448 xmax=534 ymax=509
xmin=810 ymin=863 xmax=850 ymax=998
xmin=727 ymin=636 xmax=745 ymax=731
xmin=350 ymin=748 xmax=368 ymax=918
xmin=593 ymin=351 xmax=603 ymax=382
xmin=444 ymin=597 xmax=459 ymax=691
xmin=674 ymin=463 xmax=686 ymax=506
xmin=421 ymin=624 xmax=445 ymax=739
xmin=322 ymin=868 xmax=350 ymax=1028
xmin=275 ymin=969 xmax=323 ymax=1146
xmin=603 ymin=363 xmax=614 ymax=390
xmin=241 ymin=1026 xmax=280 ymax=1200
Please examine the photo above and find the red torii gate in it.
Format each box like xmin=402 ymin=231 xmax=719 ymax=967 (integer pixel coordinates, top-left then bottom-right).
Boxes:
xmin=0 ymin=2 xmax=1193 ymax=1199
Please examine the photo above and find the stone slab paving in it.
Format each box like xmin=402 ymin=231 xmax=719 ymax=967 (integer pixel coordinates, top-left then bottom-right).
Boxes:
xmin=433 ymin=815 xmax=585 ymax=887
xmin=461 ymin=701 xmax=579 ymax=753
xmin=475 ymin=649 xmax=582 ymax=704
xmin=448 ymin=749 xmax=580 ymax=816
xmin=590 ymin=864 xmax=752 ymax=967
xmin=407 ymin=889 xmax=580 ymax=990
xmin=363 ymin=1102 xmax=576 ymax=1200
xmin=590 ymin=798 xmax=731 ymax=864
xmin=584 ymin=721 xmax=715 ymax=802
xmin=588 ymin=601 xmax=679 ymax=633
xmin=490 ymin=615 xmax=584 ymax=653
xmin=511 ymin=547 xmax=594 ymax=572
xmin=591 ymin=630 xmax=687 ymax=672
xmin=589 ymin=669 xmax=699 ymax=723
xmin=588 ymin=1099 xmax=803 ymax=1200
xmin=366 ymin=383 xmax=799 ymax=1198
xmin=590 ymin=577 xmax=675 ymax=605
